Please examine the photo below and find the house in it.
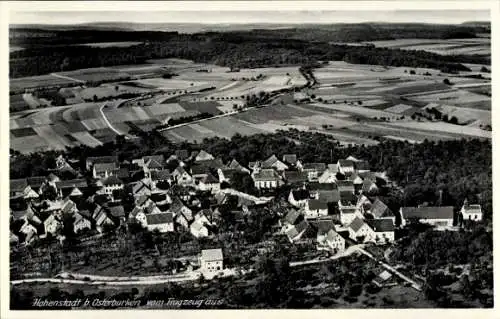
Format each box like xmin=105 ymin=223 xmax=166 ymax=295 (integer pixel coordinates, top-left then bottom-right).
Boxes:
xmin=366 ymin=219 xmax=395 ymax=244
xmin=282 ymin=154 xmax=298 ymax=166
xmin=145 ymin=212 xmax=175 ymax=232
xmin=73 ymin=212 xmax=92 ymax=234
xmin=10 ymin=179 xmax=29 ymax=197
xmin=40 ymin=213 xmax=61 ymax=238
xmin=100 ymin=175 xmax=124 ymax=195
xmin=61 ymin=199 xmax=78 ymax=216
xmin=301 ymin=163 xmax=326 ymax=181
xmin=150 ymin=169 xmax=172 ymax=187
xmin=400 ymin=206 xmax=454 ymax=228
xmin=93 ymin=207 xmax=115 ymax=233
xmin=131 ymin=181 xmax=153 ymax=198
xmin=337 ymin=159 xmax=355 ymax=175
xmin=20 ymin=222 xmax=38 ymax=245
xmin=340 ymin=207 xmax=362 ymax=225
xmin=175 ymin=149 xmax=190 ymax=162
xmin=288 ymin=189 xmax=310 ymax=208
xmin=252 ymin=169 xmax=282 ymax=189
xmin=318 ymin=229 xmax=345 ymax=253
xmin=317 ymin=190 xmax=340 ymax=204
xmin=361 ymin=179 xmax=379 ymax=195
xmin=460 ymin=200 xmax=482 ymax=222
xmin=217 ymin=168 xmax=239 ymax=184
xmin=191 ymin=164 xmax=211 ymax=180
xmin=261 ymin=155 xmax=288 ymax=171
xmin=337 ymin=180 xmax=355 ymax=194
xmin=86 ymin=156 xmax=118 ymax=171
xmin=339 ymin=191 xmax=358 ymax=208
xmin=366 ymin=199 xmax=395 ymax=224
xmin=286 ymin=220 xmax=309 ymax=243
xmin=142 ymin=156 xmax=165 ymax=174
xmin=200 ymin=248 xmax=223 ymax=273
xmin=318 ymin=166 xmax=338 ymax=184
xmin=172 ymin=166 xmax=193 ymax=185
xmin=93 ymin=162 xmax=118 ymax=179
xmin=305 ymin=199 xmax=328 ymax=219
xmin=354 ymin=160 xmax=370 ymax=173
xmin=195 ymin=150 xmax=215 ymax=162
xmin=308 ymin=182 xmax=337 ymax=198
xmin=108 ymin=205 xmax=127 ymax=224
xmin=280 ymin=209 xmax=304 ymax=233
xmin=54 ymin=179 xmax=88 ymax=198
xmin=282 ymin=170 xmax=308 ymax=186
xmin=348 ymin=217 xmax=376 ymax=243
xmin=26 ymin=176 xmax=47 ymax=193
xmin=198 ymin=174 xmax=220 ymax=193
xmin=190 ymin=218 xmax=209 ymax=238
xmin=227 ymin=159 xmax=250 ymax=173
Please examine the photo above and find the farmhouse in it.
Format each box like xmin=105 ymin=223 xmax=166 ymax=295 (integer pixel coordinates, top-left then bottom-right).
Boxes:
xmin=93 ymin=162 xmax=118 ymax=179
xmin=301 ymin=163 xmax=327 ymax=181
xmin=226 ymin=159 xmax=250 ymax=173
xmin=340 ymin=207 xmax=361 ymax=226
xmin=195 ymin=150 xmax=215 ymax=162
xmin=337 ymin=159 xmax=355 ymax=176
xmin=190 ymin=218 xmax=209 ymax=238
xmin=200 ymin=248 xmax=224 ymax=273
xmin=366 ymin=219 xmax=395 ymax=244
xmin=280 ymin=209 xmax=304 ymax=233
xmin=198 ymin=174 xmax=221 ymax=193
xmin=10 ymin=179 xmax=29 ymax=198
xmin=217 ymin=168 xmax=238 ymax=184
xmin=282 ymin=170 xmax=308 ymax=185
xmin=460 ymin=200 xmax=482 ymax=222
xmin=288 ymin=189 xmax=310 ymax=208
xmin=318 ymin=229 xmax=345 ymax=253
xmin=73 ymin=212 xmax=92 ymax=234
xmin=86 ymin=156 xmax=118 ymax=171
xmin=100 ymin=175 xmax=124 ymax=195
xmin=172 ymin=166 xmax=193 ymax=185
xmin=348 ymin=217 xmax=376 ymax=243
xmin=366 ymin=198 xmax=396 ymax=224
xmin=145 ymin=212 xmax=175 ymax=233
xmin=286 ymin=220 xmax=309 ymax=243
xmin=261 ymin=155 xmax=288 ymax=171
xmin=318 ymin=167 xmax=338 ymax=184
xmin=305 ymin=199 xmax=328 ymax=219
xmin=400 ymin=206 xmax=454 ymax=228
xmin=337 ymin=180 xmax=355 ymax=193
xmin=282 ymin=154 xmax=298 ymax=166
xmin=252 ymin=169 xmax=282 ymax=189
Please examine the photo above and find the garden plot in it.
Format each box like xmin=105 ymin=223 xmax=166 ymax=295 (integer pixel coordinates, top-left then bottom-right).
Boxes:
xmin=145 ymin=103 xmax=187 ymax=116
xmin=33 ymin=125 xmax=74 ymax=150
xmin=384 ymin=104 xmax=413 ymax=114
xmin=10 ymin=74 xmax=80 ymax=93
xmin=78 ymin=42 xmax=143 ymax=48
xmin=11 ymin=135 xmax=50 ymax=153
xmin=410 ymin=89 xmax=490 ymax=106
xmin=81 ymin=118 xmax=109 ymax=131
xmin=70 ymin=132 xmax=104 ymax=147
xmin=104 ymin=107 xmax=151 ymax=123
xmin=310 ymin=102 xmax=396 ymax=119
xmin=384 ymin=121 xmax=491 ymax=139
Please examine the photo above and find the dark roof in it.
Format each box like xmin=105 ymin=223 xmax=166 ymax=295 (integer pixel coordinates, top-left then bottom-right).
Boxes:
xmin=291 ymin=189 xmax=310 ymax=201
xmin=191 ymin=164 xmax=210 ymax=176
xmin=318 ymin=190 xmax=340 ymax=203
xmin=349 ymin=217 xmax=366 ymax=232
xmin=370 ymin=199 xmax=393 ymax=218
xmin=94 ymin=162 xmax=117 ymax=173
xmin=202 ymin=173 xmax=219 ymax=184
xmin=401 ymin=206 xmax=454 ymax=220
xmin=354 ymin=160 xmax=370 ymax=171
xmin=220 ymin=168 xmax=238 ymax=180
xmin=146 ymin=212 xmax=173 ymax=225
xmin=282 ymin=154 xmax=297 ymax=165
xmin=150 ymin=192 xmax=168 ymax=203
xmin=367 ymin=219 xmax=395 ymax=232
xmin=87 ymin=156 xmax=118 ymax=165
xmin=102 ymin=175 xmax=123 ymax=186
xmin=337 ymin=180 xmax=354 ymax=188
xmin=308 ymin=199 xmax=328 ymax=210
xmin=55 ymin=179 xmax=88 ymax=189
xmin=283 ymin=170 xmax=308 ymax=183
xmin=338 ymin=159 xmax=354 ymax=168
xmin=175 ymin=149 xmax=189 ymax=160
xmin=108 ymin=205 xmax=125 ymax=218
xmin=262 ymin=154 xmax=279 ymax=168
xmin=113 ymin=167 xmax=130 ymax=179
xmin=340 ymin=191 xmax=357 ymax=205
xmin=308 ymin=182 xmax=337 ymax=191
xmin=316 ymin=219 xmax=335 ymax=235
xmin=151 ymin=169 xmax=171 ymax=181
xmin=253 ymin=169 xmax=280 ymax=181
xmin=283 ymin=209 xmax=302 ymax=225
xmin=302 ymin=163 xmax=326 ymax=171
xmin=295 ymin=220 xmax=309 ymax=234
xmin=10 ymin=179 xmax=28 ymax=192
xmin=362 ymin=180 xmax=378 ymax=193
xmin=26 ymin=176 xmax=47 ymax=188
xmin=143 ymin=155 xmax=165 ymax=164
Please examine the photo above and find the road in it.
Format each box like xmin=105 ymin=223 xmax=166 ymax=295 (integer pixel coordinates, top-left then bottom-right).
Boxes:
xmin=289 ymin=244 xmax=363 ymax=267
xmin=157 ymin=109 xmax=248 ymax=132
xmin=50 ymin=73 xmax=86 ymax=83
xmin=99 ymin=103 xmax=127 ymax=137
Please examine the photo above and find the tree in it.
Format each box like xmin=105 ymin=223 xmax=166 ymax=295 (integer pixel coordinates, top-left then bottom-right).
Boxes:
xmin=409 ymin=70 xmax=416 ymax=75
xmin=443 ymin=78 xmax=452 ymax=85
xmin=449 ymin=116 xmax=458 ymax=124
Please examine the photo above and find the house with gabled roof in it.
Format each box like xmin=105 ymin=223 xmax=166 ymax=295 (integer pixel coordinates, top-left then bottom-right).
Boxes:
xmin=172 ymin=166 xmax=193 ymax=185
xmin=282 ymin=170 xmax=308 ymax=186
xmin=73 ymin=212 xmax=92 ymax=234
xmin=337 ymin=159 xmax=355 ymax=176
xmin=366 ymin=199 xmax=395 ymax=224
xmin=318 ymin=228 xmax=345 ymax=253
xmin=318 ymin=166 xmax=338 ymax=184
xmin=100 ymin=175 xmax=124 ymax=195
xmin=336 ymin=180 xmax=355 ymax=194
xmin=39 ymin=212 xmax=61 ymax=239
xmin=93 ymin=162 xmax=118 ymax=179
xmin=252 ymin=168 xmax=283 ymax=189
xmin=175 ymin=149 xmax=190 ymax=161
xmin=354 ymin=160 xmax=370 ymax=173
xmin=340 ymin=206 xmax=363 ymax=226
xmin=288 ymin=189 xmax=310 ymax=208
xmin=145 ymin=212 xmax=174 ymax=232
xmin=400 ymin=206 xmax=454 ymax=229
xmin=217 ymin=168 xmax=239 ymax=184
xmin=361 ymin=179 xmax=379 ymax=195
xmin=86 ymin=156 xmax=118 ymax=171
xmin=366 ymin=219 xmax=395 ymax=244
xmin=108 ymin=205 xmax=126 ymax=224
xmin=301 ymin=163 xmax=326 ymax=181
xmin=195 ymin=150 xmax=215 ymax=162
xmin=190 ymin=217 xmax=209 ymax=238
xmin=198 ymin=173 xmax=220 ymax=193
xmin=10 ymin=179 xmax=29 ymax=198
xmin=348 ymin=217 xmax=376 ymax=243
xmin=282 ymin=154 xmax=298 ymax=166
xmin=305 ymin=199 xmax=328 ymax=219
xmin=286 ymin=219 xmax=309 ymax=243
xmin=460 ymin=200 xmax=482 ymax=222
xmin=339 ymin=191 xmax=358 ymax=208
xmin=280 ymin=209 xmax=304 ymax=233
xmin=227 ymin=159 xmax=250 ymax=173
xmin=19 ymin=221 xmax=38 ymax=245
xmin=131 ymin=181 xmax=152 ymax=198
xmin=200 ymin=248 xmax=223 ymax=273
xmin=261 ymin=154 xmax=288 ymax=171
xmin=94 ymin=209 xmax=115 ymax=233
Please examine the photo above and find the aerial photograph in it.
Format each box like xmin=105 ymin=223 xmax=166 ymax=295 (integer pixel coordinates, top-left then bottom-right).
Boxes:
xmin=7 ymin=2 xmax=493 ymax=310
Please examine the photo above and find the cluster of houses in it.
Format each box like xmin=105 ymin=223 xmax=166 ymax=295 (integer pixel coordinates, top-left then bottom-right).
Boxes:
xmin=10 ymin=150 xmax=482 ymax=257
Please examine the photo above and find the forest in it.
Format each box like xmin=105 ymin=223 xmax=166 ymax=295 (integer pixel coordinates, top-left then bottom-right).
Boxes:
xmin=10 ymin=25 xmax=490 ymax=78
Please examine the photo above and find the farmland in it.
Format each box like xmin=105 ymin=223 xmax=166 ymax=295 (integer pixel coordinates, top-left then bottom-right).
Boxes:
xmin=9 ymin=57 xmax=491 ymax=154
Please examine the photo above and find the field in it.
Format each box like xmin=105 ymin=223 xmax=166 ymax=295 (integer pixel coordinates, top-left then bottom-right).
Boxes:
xmin=9 ymin=59 xmax=491 ymax=154
xmin=78 ymin=42 xmax=143 ymax=48
xmin=364 ymin=38 xmax=491 ymax=56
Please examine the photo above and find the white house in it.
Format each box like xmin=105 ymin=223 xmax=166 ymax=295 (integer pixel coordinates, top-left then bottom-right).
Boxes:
xmin=252 ymin=169 xmax=282 ymax=190
xmin=348 ymin=217 xmax=376 ymax=243
xmin=100 ymin=175 xmax=124 ymax=195
xmin=261 ymin=155 xmax=289 ymax=171
xmin=318 ymin=229 xmax=346 ymax=253
xmin=366 ymin=219 xmax=395 ymax=244
xmin=340 ymin=207 xmax=363 ymax=226
xmin=200 ymin=248 xmax=224 ymax=273
xmin=42 ymin=214 xmax=61 ymax=238
xmin=195 ymin=150 xmax=215 ymax=162
xmin=304 ymin=199 xmax=328 ymax=219
xmin=190 ymin=218 xmax=209 ymax=238
xmin=460 ymin=201 xmax=482 ymax=222
xmin=173 ymin=166 xmax=193 ymax=185
xmin=288 ymin=189 xmax=310 ymax=208
xmin=73 ymin=212 xmax=92 ymax=234
xmin=198 ymin=174 xmax=221 ymax=193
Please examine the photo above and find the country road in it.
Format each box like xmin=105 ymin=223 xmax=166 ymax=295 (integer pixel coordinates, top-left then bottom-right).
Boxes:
xmin=50 ymin=73 xmax=85 ymax=83
xmin=99 ymin=103 xmax=126 ymax=137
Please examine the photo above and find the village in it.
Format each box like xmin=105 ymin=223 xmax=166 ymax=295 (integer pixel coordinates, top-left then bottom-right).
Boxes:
xmin=9 ymin=147 xmax=484 ymax=284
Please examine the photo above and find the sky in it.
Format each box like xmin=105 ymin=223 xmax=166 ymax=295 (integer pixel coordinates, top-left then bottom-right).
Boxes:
xmin=8 ymin=2 xmax=491 ymax=25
